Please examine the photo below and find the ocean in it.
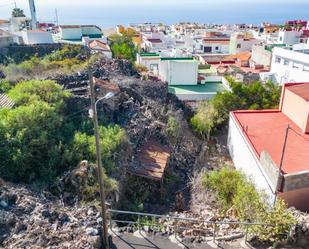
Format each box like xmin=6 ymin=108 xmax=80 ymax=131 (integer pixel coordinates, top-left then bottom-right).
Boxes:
xmin=1 ymin=2 xmax=309 ymax=28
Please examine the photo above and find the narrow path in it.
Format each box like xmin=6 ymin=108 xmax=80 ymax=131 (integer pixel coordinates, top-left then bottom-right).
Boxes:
xmin=110 ymin=232 xmax=241 ymax=249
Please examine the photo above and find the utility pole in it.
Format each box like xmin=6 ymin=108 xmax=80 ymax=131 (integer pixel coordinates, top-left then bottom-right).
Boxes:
xmin=88 ymin=56 xmax=110 ymax=249
xmin=273 ymin=124 xmax=290 ymax=205
xmin=55 ymin=8 xmax=59 ymax=26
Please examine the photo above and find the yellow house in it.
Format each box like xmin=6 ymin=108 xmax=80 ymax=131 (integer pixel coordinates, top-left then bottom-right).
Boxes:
xmin=116 ymin=25 xmax=125 ymax=34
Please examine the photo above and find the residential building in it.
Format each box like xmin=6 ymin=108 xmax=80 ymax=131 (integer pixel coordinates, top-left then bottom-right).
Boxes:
xmin=228 ymin=82 xmax=309 ymax=211
xmin=20 ymin=30 xmax=53 ymax=44
xmin=250 ymin=44 xmax=272 ymax=69
xmin=56 ymin=25 xmax=103 ymax=42
xmin=229 ymin=33 xmax=257 ymax=54
xmin=270 ymin=47 xmax=309 ymax=84
xmin=0 ymin=29 xmax=19 ymax=47
xmin=277 ymin=30 xmax=302 ymax=45
xmin=201 ymin=37 xmax=230 ymax=54
xmin=136 ymin=52 xmax=161 ymax=75
xmin=159 ymin=57 xmax=198 ymax=85
xmin=88 ymin=40 xmax=112 ymax=59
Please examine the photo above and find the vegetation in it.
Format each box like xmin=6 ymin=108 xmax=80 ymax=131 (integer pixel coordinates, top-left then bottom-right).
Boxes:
xmin=12 ymin=8 xmax=25 ymax=17
xmin=191 ymin=80 xmax=281 ymax=138
xmin=109 ymin=33 xmax=137 ymax=61
xmin=202 ymin=167 xmax=296 ymax=242
xmin=166 ymin=115 xmax=180 ymax=142
xmin=0 ymin=80 xmax=127 ymax=186
xmin=1 ymin=45 xmax=93 ymax=81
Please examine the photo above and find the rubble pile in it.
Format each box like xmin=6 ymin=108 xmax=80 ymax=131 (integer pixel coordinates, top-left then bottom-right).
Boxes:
xmin=0 ymin=178 xmax=103 ymax=249
xmin=289 ymin=208 xmax=309 ymax=247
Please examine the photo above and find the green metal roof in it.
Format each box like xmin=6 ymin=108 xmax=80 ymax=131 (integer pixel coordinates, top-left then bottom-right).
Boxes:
xmin=140 ymin=52 xmax=160 ymax=57
xmin=168 ymin=83 xmax=227 ymax=94
xmin=265 ymin=44 xmax=287 ymax=52
xmin=161 ymin=57 xmax=194 ymax=61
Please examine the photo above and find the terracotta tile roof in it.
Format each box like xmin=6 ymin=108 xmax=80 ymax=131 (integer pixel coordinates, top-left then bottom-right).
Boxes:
xmin=89 ymin=40 xmax=111 ymax=51
xmin=0 ymin=19 xmax=9 ymax=25
xmin=0 ymin=94 xmax=14 ymax=109
xmin=129 ymin=139 xmax=171 ymax=181
xmin=224 ymin=51 xmax=251 ymax=61
xmin=203 ymin=38 xmax=230 ymax=45
xmin=286 ymin=83 xmax=309 ymax=101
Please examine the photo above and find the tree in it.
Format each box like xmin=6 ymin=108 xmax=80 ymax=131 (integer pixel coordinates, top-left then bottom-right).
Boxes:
xmin=109 ymin=33 xmax=137 ymax=61
xmin=191 ymin=80 xmax=281 ymax=139
xmin=12 ymin=8 xmax=26 ymax=17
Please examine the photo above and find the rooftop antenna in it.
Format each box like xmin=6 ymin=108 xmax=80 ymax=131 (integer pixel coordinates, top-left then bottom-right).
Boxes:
xmin=14 ymin=1 xmax=17 ymax=8
xmin=28 ymin=0 xmax=37 ymax=30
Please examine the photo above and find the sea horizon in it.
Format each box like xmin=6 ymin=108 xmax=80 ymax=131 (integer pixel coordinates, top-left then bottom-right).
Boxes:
xmin=1 ymin=2 xmax=309 ymax=29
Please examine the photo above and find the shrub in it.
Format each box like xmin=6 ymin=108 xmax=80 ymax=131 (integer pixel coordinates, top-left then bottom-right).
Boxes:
xmin=191 ymin=81 xmax=281 ymax=139
xmin=202 ymin=167 xmax=296 ymax=242
xmin=166 ymin=115 xmax=180 ymax=142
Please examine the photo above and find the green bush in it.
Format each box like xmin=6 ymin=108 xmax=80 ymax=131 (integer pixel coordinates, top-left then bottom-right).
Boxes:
xmin=0 ymin=80 xmax=127 ymax=186
xmin=191 ymin=81 xmax=281 ymax=139
xmin=202 ymin=167 xmax=296 ymax=242
xmin=73 ymin=125 xmax=128 ymax=174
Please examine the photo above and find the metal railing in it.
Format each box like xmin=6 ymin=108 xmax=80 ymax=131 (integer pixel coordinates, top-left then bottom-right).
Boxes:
xmin=107 ymin=209 xmax=274 ymax=243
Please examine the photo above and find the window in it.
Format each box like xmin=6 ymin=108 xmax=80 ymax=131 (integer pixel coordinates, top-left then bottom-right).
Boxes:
xmin=215 ymin=46 xmax=219 ymax=50
xmin=275 ymin=56 xmax=281 ymax=63
xmin=283 ymin=59 xmax=289 ymax=66
xmin=150 ymin=64 xmax=159 ymax=73
xmin=293 ymin=62 xmax=302 ymax=69
xmin=303 ymin=65 xmax=309 ymax=72
xmin=204 ymin=46 xmax=212 ymax=53
xmin=237 ymin=44 xmax=241 ymax=48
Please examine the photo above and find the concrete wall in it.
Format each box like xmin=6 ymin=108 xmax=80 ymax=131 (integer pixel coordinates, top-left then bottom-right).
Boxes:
xmin=22 ymin=31 xmax=54 ymax=45
xmin=160 ymin=60 xmax=198 ymax=85
xmin=81 ymin=26 xmax=102 ymax=36
xmin=279 ymin=187 xmax=309 ymax=211
xmin=281 ymin=87 xmax=309 ymax=133
xmin=227 ymin=114 xmax=275 ymax=204
xmin=251 ymin=45 xmax=272 ymax=66
xmin=0 ymin=36 xmax=14 ymax=48
xmin=270 ymin=47 xmax=309 ymax=84
xmin=278 ymin=30 xmax=302 ymax=45
xmin=138 ymin=56 xmax=160 ymax=75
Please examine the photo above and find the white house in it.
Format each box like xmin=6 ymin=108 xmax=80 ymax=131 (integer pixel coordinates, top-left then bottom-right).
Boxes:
xmin=159 ymin=57 xmax=198 ymax=85
xmin=229 ymin=33 xmax=257 ymax=54
xmin=20 ymin=30 xmax=54 ymax=44
xmin=57 ymin=25 xmax=103 ymax=41
xmin=136 ymin=52 xmax=161 ymax=75
xmin=270 ymin=47 xmax=309 ymax=84
xmin=201 ymin=38 xmax=230 ymax=54
xmin=277 ymin=30 xmax=302 ymax=45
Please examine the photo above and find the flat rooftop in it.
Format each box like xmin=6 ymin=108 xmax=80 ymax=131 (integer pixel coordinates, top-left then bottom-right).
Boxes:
xmin=169 ymin=83 xmax=227 ymax=95
xmin=232 ymin=110 xmax=309 ymax=174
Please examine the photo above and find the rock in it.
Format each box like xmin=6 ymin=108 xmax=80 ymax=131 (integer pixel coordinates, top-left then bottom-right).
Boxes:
xmin=86 ymin=227 xmax=99 ymax=236
xmin=58 ymin=212 xmax=70 ymax=223
xmin=87 ymin=235 xmax=101 ymax=248
xmin=41 ymin=209 xmax=50 ymax=218
xmin=0 ymin=200 xmax=8 ymax=208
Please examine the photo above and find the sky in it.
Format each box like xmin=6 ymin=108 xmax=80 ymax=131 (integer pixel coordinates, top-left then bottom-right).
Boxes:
xmin=0 ymin=0 xmax=308 ymax=27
